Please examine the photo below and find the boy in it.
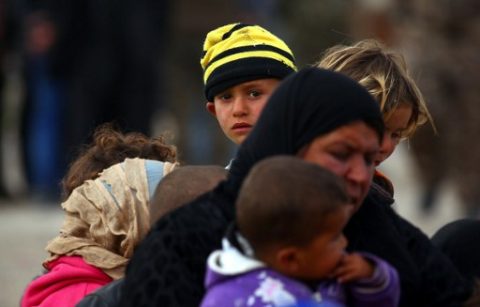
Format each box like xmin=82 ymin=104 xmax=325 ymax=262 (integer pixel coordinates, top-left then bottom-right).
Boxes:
xmin=201 ymin=23 xmax=297 ymax=145
xmin=201 ymin=156 xmax=399 ymax=307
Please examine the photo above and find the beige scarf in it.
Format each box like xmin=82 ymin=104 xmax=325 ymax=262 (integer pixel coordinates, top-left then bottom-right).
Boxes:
xmin=45 ymin=158 xmax=176 ymax=279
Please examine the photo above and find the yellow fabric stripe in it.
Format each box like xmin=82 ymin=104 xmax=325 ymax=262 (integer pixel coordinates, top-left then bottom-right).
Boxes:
xmin=205 ymin=38 xmax=291 ymax=62
xmin=203 ymin=50 xmax=296 ymax=83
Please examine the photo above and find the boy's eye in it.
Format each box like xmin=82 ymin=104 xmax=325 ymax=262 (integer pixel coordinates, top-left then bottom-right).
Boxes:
xmin=219 ymin=93 xmax=232 ymax=100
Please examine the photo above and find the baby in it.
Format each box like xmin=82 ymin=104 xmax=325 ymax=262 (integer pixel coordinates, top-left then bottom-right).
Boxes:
xmin=201 ymin=156 xmax=399 ymax=307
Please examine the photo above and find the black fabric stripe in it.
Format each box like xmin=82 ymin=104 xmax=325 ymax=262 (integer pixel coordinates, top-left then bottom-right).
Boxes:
xmin=204 ymin=57 xmax=296 ymax=100
xmin=222 ymin=23 xmax=251 ymax=40
xmin=204 ymin=45 xmax=295 ymax=71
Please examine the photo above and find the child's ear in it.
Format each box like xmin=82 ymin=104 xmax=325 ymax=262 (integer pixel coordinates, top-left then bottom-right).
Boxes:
xmin=276 ymin=247 xmax=301 ymax=276
xmin=206 ymin=102 xmax=217 ymax=116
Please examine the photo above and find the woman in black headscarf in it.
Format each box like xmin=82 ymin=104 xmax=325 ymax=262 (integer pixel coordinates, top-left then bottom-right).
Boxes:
xmin=119 ymin=68 xmax=471 ymax=307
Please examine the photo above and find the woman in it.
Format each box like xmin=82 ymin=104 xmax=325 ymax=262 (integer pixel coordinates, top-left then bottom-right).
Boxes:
xmin=119 ymin=68 xmax=471 ymax=307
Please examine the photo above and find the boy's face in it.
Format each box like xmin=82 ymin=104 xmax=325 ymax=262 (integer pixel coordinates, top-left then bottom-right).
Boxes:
xmin=290 ymin=207 xmax=349 ymax=280
xmin=206 ymin=78 xmax=281 ymax=144
xmin=375 ymin=104 xmax=413 ymax=166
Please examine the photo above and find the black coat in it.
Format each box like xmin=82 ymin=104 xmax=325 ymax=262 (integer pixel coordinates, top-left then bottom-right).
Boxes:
xmin=119 ymin=182 xmax=472 ymax=307
xmin=120 ymin=67 xmax=385 ymax=307
xmin=119 ymin=185 xmax=234 ymax=306
xmin=76 ymin=279 xmax=124 ymax=307
xmin=119 ymin=68 xmax=471 ymax=306
xmin=345 ymin=182 xmax=472 ymax=307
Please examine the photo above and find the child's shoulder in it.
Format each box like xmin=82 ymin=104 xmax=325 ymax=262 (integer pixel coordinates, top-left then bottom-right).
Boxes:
xmin=373 ymin=170 xmax=395 ymax=198
xmin=203 ymin=268 xmax=313 ymax=307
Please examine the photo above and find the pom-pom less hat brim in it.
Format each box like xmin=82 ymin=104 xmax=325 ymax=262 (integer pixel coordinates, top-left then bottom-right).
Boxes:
xmin=205 ymin=57 xmax=294 ymax=102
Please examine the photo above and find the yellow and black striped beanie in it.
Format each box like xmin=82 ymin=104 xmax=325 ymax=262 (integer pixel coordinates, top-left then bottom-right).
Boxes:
xmin=201 ymin=23 xmax=297 ymax=102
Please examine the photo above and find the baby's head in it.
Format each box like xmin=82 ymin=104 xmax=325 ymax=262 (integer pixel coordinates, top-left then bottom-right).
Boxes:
xmin=201 ymin=23 xmax=296 ymax=144
xmin=236 ymin=156 xmax=352 ymax=280
xmin=149 ymin=165 xmax=228 ymax=225
xmin=316 ymin=39 xmax=434 ymax=165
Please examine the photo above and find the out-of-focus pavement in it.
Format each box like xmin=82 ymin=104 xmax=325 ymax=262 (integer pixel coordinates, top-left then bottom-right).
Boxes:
xmin=0 ymin=201 xmax=63 ymax=307
xmin=0 ymin=144 xmax=467 ymax=307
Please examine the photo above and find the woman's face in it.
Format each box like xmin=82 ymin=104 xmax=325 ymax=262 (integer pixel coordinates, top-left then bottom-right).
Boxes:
xmin=298 ymin=121 xmax=380 ymax=210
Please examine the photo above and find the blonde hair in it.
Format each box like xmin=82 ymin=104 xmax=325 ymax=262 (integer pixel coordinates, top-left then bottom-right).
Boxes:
xmin=316 ymin=39 xmax=434 ymax=137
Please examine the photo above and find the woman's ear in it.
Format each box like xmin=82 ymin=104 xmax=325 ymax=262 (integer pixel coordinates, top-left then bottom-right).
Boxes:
xmin=206 ymin=102 xmax=217 ymax=116
xmin=276 ymin=247 xmax=302 ymax=276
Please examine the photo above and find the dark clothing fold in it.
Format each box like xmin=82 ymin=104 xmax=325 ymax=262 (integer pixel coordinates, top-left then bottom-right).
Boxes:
xmin=345 ymin=182 xmax=471 ymax=307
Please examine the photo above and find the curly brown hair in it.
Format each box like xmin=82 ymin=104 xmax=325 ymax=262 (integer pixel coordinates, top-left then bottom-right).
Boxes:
xmin=61 ymin=123 xmax=177 ymax=199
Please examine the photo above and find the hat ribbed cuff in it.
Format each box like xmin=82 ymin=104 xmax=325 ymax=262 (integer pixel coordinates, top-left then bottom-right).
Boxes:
xmin=205 ymin=57 xmax=295 ymax=101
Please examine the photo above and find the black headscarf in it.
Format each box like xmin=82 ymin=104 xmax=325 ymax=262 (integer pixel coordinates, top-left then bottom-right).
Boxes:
xmin=226 ymin=67 xmax=384 ymax=197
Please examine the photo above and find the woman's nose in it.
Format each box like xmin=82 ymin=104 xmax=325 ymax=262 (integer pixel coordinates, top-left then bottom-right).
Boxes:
xmin=348 ymin=156 xmax=371 ymax=184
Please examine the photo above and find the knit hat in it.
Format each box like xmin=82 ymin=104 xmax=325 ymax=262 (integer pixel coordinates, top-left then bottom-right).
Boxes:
xmin=201 ymin=23 xmax=297 ymax=102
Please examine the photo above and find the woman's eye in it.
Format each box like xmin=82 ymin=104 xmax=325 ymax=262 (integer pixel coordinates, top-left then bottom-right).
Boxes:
xmin=332 ymin=151 xmax=349 ymax=161
xmin=249 ymin=90 xmax=261 ymax=98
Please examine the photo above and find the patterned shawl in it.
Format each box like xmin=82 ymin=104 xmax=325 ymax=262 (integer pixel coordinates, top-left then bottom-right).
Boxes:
xmin=44 ymin=158 xmax=177 ymax=279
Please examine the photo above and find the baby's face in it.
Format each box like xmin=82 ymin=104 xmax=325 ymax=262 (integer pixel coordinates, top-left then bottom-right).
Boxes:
xmin=206 ymin=78 xmax=281 ymax=144
xmin=375 ymin=104 xmax=413 ymax=166
xmin=292 ymin=207 xmax=349 ymax=280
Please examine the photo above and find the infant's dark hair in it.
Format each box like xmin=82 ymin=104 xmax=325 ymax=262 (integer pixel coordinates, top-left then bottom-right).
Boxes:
xmin=149 ymin=165 xmax=228 ymax=225
xmin=62 ymin=123 xmax=177 ymax=200
xmin=236 ymin=156 xmax=349 ymax=255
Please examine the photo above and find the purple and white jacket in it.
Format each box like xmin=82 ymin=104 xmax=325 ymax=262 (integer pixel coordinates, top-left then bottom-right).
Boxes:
xmin=201 ymin=239 xmax=400 ymax=307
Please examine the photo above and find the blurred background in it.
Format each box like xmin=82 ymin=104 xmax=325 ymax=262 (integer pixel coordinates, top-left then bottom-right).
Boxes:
xmin=1 ymin=0 xmax=479 ymax=306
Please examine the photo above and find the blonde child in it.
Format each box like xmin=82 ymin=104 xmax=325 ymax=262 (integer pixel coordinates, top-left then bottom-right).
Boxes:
xmin=316 ymin=41 xmax=471 ymax=306
xmin=316 ymin=39 xmax=434 ymax=187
